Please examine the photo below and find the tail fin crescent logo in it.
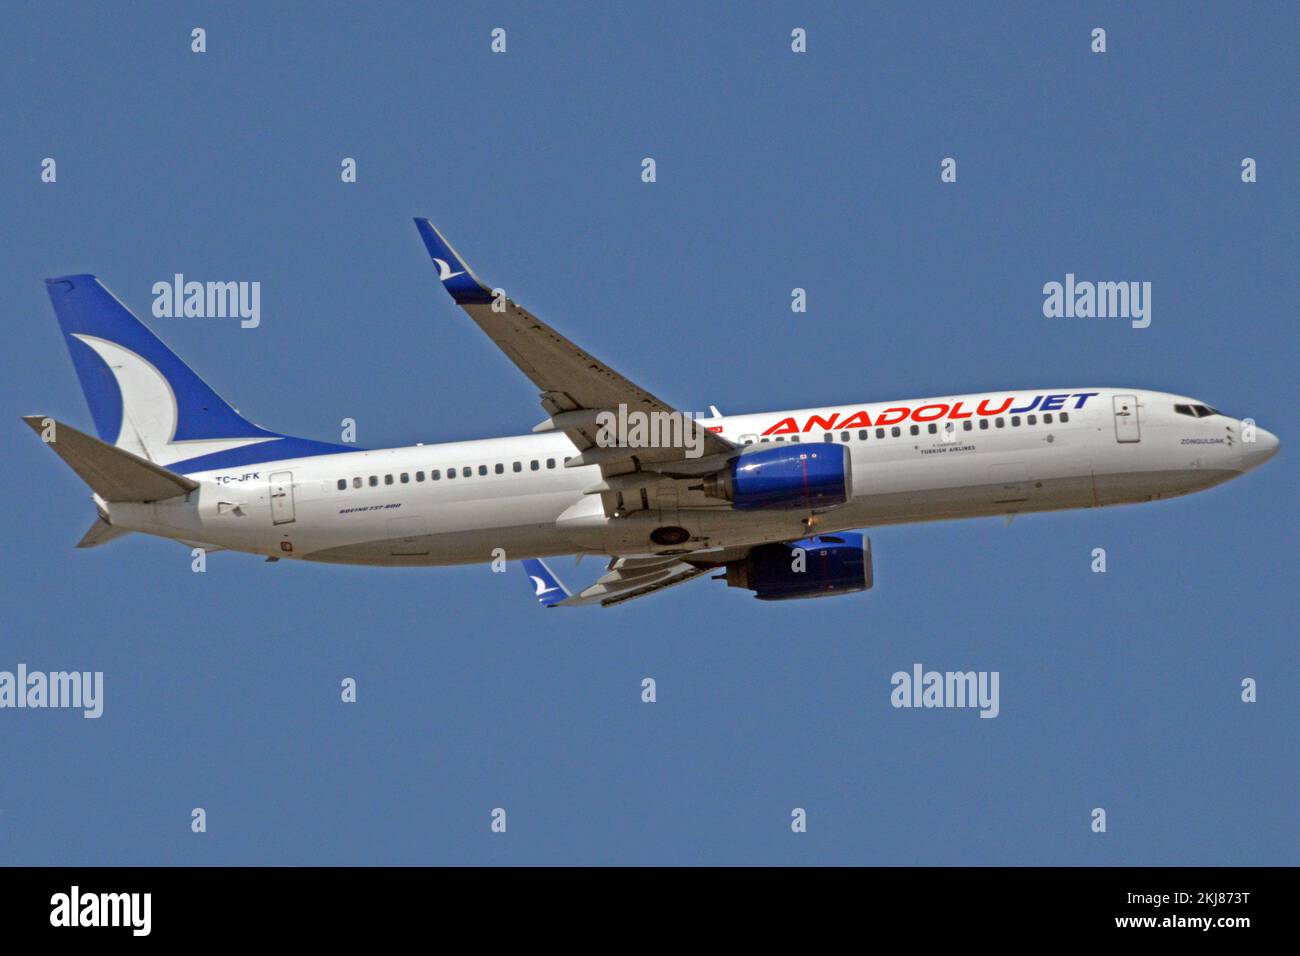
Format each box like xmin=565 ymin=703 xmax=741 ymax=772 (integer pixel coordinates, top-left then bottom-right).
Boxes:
xmin=433 ymin=258 xmax=464 ymax=282
xmin=69 ymin=334 xmax=275 ymax=466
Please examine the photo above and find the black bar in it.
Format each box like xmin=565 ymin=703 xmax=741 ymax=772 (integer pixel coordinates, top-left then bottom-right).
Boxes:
xmin=0 ymin=866 xmax=1284 ymax=940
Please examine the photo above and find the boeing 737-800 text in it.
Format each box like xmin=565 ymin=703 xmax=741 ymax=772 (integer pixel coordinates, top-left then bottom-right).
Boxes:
xmin=26 ymin=220 xmax=1279 ymax=606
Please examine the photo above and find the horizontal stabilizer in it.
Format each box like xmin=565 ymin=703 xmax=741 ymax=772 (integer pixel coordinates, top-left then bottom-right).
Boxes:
xmin=77 ymin=516 xmax=132 ymax=549
xmin=23 ymin=416 xmax=199 ymax=502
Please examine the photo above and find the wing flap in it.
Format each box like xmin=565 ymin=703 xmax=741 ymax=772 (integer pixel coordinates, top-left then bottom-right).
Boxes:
xmin=517 ymin=546 xmax=754 ymax=609
xmin=556 ymin=556 xmax=709 ymax=607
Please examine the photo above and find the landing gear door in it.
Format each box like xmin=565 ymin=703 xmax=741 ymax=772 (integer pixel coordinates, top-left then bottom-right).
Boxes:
xmin=1113 ymin=394 xmax=1140 ymax=443
xmin=269 ymin=471 xmax=296 ymax=524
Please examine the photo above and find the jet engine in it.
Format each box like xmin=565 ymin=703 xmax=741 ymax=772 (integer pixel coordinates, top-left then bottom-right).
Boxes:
xmin=723 ymin=532 xmax=872 ymax=600
xmin=699 ymin=445 xmax=851 ymax=511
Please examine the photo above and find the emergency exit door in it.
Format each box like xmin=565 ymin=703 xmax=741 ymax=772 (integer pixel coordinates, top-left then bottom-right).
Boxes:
xmin=1113 ymin=394 xmax=1140 ymax=443
xmin=269 ymin=471 xmax=296 ymax=524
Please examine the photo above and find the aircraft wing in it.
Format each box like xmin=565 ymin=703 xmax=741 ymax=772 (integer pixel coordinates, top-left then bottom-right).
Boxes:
xmin=414 ymin=219 xmax=737 ymax=516
xmin=521 ymin=555 xmax=713 ymax=608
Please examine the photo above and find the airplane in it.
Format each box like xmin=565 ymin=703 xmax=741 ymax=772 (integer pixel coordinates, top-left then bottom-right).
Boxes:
xmin=25 ymin=219 xmax=1279 ymax=607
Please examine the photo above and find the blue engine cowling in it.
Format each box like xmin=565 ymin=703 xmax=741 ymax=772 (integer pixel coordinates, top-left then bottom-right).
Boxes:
xmin=701 ymin=444 xmax=851 ymax=511
xmin=724 ymin=532 xmax=873 ymax=601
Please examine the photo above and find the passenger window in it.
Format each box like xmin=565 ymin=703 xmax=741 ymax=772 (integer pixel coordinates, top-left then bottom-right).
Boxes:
xmin=513 ymin=461 xmax=522 ymax=472
xmin=1027 ymin=415 xmax=1037 ymax=425
xmin=876 ymin=428 xmax=885 ymax=439
xmin=384 ymin=474 xmax=393 ymax=485
xmin=927 ymin=423 xmax=937 ymax=434
xmin=369 ymin=476 xmax=378 ymax=487
xmin=996 ymin=418 xmax=1005 ymax=428
xmin=790 ymin=436 xmax=800 ymax=443
xmin=462 ymin=467 xmax=472 ymax=478
xmin=431 ymin=469 xmax=440 ymax=480
xmin=1060 ymin=412 xmax=1069 ymax=423
xmin=859 ymin=430 xmax=868 ymax=440
xmin=979 ymin=419 xmax=989 ymax=430
xmin=336 ymin=479 xmax=346 ymax=490
xmin=1041 ymin=414 xmax=1051 ymax=424
xmin=840 ymin=431 xmax=850 ymax=442
xmin=760 ymin=438 xmax=769 ymax=443
xmin=478 ymin=465 xmax=488 ymax=476
xmin=775 ymin=437 xmax=784 ymax=443
xmin=495 ymin=463 xmax=504 ymax=474
xmin=416 ymin=471 xmax=425 ymax=481
xmin=400 ymin=473 xmax=409 ymax=483
xmin=891 ymin=426 xmax=901 ymax=437
xmin=531 ymin=460 xmax=540 ymax=470
xmin=446 ymin=469 xmax=455 ymax=480
xmin=909 ymin=425 xmax=919 ymax=436
xmin=963 ymin=420 xmax=972 ymax=431
xmin=1011 ymin=416 xmax=1020 ymax=427
xmin=824 ymin=433 xmax=834 ymax=443
xmin=352 ymin=477 xmax=362 ymax=488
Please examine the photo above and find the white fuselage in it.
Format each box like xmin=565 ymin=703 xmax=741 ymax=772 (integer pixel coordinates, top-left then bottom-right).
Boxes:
xmin=101 ymin=388 xmax=1272 ymax=565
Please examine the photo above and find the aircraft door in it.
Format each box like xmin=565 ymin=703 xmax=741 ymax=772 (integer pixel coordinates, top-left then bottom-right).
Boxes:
xmin=269 ymin=471 xmax=296 ymax=524
xmin=1113 ymin=394 xmax=1140 ymax=443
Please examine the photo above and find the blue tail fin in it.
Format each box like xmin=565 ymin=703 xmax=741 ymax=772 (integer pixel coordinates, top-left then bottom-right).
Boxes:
xmin=45 ymin=274 xmax=352 ymax=472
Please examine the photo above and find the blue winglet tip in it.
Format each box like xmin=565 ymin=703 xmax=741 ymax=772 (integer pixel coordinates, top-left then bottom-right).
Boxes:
xmin=412 ymin=218 xmax=495 ymax=305
xmin=522 ymin=558 xmax=569 ymax=608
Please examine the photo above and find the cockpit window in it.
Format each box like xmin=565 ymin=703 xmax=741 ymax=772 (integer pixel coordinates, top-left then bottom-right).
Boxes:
xmin=1175 ymin=403 xmax=1222 ymax=419
xmin=1174 ymin=404 xmax=1195 ymax=417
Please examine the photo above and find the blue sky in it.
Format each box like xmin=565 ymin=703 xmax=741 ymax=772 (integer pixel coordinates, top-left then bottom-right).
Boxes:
xmin=1 ymin=2 xmax=1295 ymax=865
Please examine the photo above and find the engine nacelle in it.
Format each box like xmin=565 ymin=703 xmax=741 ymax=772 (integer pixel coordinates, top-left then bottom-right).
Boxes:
xmin=724 ymin=532 xmax=873 ymax=601
xmin=700 ymin=445 xmax=851 ymax=511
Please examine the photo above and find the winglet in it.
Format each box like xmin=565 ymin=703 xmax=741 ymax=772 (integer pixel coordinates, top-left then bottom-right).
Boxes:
xmin=412 ymin=219 xmax=495 ymax=305
xmin=521 ymin=558 xmax=571 ymax=608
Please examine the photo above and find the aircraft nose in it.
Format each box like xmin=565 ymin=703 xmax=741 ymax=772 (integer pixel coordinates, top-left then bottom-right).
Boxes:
xmin=1241 ymin=426 xmax=1279 ymax=470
